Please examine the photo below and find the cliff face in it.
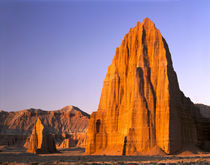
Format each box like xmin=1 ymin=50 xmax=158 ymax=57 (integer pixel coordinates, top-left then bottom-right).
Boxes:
xmin=86 ymin=18 xmax=198 ymax=155
xmin=0 ymin=105 xmax=90 ymax=148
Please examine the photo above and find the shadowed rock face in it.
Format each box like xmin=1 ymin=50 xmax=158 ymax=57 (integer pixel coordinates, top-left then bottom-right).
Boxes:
xmin=86 ymin=18 xmax=199 ymax=155
xmin=195 ymin=104 xmax=210 ymax=151
xmin=196 ymin=104 xmax=210 ymax=118
xmin=27 ymin=118 xmax=57 ymax=154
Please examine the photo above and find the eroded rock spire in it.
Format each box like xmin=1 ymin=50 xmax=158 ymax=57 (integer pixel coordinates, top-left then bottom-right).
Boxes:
xmin=27 ymin=118 xmax=57 ymax=154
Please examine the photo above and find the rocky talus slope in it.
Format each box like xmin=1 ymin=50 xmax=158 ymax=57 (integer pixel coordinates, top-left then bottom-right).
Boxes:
xmin=86 ymin=18 xmax=208 ymax=155
xmin=0 ymin=105 xmax=90 ymax=148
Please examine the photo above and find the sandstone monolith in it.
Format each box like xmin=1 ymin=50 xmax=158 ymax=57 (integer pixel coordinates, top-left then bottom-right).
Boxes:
xmin=27 ymin=118 xmax=57 ymax=154
xmin=86 ymin=18 xmax=198 ymax=155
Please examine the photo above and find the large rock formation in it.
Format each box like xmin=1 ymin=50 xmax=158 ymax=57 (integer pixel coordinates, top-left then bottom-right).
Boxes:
xmin=27 ymin=118 xmax=57 ymax=154
xmin=86 ymin=18 xmax=200 ymax=155
xmin=0 ymin=105 xmax=90 ymax=148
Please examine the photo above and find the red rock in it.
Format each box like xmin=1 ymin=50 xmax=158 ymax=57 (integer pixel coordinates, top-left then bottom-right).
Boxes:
xmin=27 ymin=118 xmax=57 ymax=154
xmin=86 ymin=18 xmax=198 ymax=155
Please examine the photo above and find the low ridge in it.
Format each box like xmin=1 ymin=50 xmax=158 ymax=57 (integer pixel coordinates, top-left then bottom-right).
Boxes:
xmin=0 ymin=106 xmax=90 ymax=148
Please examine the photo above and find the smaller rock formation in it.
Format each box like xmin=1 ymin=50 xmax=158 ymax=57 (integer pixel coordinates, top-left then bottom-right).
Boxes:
xmin=57 ymin=132 xmax=87 ymax=149
xmin=59 ymin=138 xmax=70 ymax=149
xmin=27 ymin=118 xmax=57 ymax=154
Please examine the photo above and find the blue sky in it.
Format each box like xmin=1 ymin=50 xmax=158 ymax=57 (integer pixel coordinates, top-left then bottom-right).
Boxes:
xmin=0 ymin=0 xmax=210 ymax=113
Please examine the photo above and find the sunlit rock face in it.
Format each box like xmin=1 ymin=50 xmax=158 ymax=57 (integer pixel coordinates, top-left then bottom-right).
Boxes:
xmin=86 ymin=18 xmax=198 ymax=155
xmin=27 ymin=118 xmax=57 ymax=154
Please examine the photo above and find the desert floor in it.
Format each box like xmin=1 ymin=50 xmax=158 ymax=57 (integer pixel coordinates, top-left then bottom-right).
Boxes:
xmin=0 ymin=146 xmax=210 ymax=165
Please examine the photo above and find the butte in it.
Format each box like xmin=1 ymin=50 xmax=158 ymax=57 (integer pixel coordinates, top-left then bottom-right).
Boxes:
xmin=86 ymin=18 xmax=200 ymax=155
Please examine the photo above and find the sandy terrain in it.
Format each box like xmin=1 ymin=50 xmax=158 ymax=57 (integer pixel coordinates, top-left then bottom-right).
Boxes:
xmin=0 ymin=146 xmax=210 ymax=164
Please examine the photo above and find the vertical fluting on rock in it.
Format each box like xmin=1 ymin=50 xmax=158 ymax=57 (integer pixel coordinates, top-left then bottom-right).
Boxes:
xmin=86 ymin=18 xmax=198 ymax=155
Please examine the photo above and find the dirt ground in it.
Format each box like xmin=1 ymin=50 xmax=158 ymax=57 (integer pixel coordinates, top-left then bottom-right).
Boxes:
xmin=0 ymin=146 xmax=210 ymax=165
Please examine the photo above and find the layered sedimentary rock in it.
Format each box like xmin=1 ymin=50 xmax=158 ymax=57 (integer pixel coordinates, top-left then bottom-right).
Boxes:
xmin=27 ymin=118 xmax=57 ymax=154
xmin=86 ymin=18 xmax=199 ymax=155
xmin=0 ymin=105 xmax=89 ymax=148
